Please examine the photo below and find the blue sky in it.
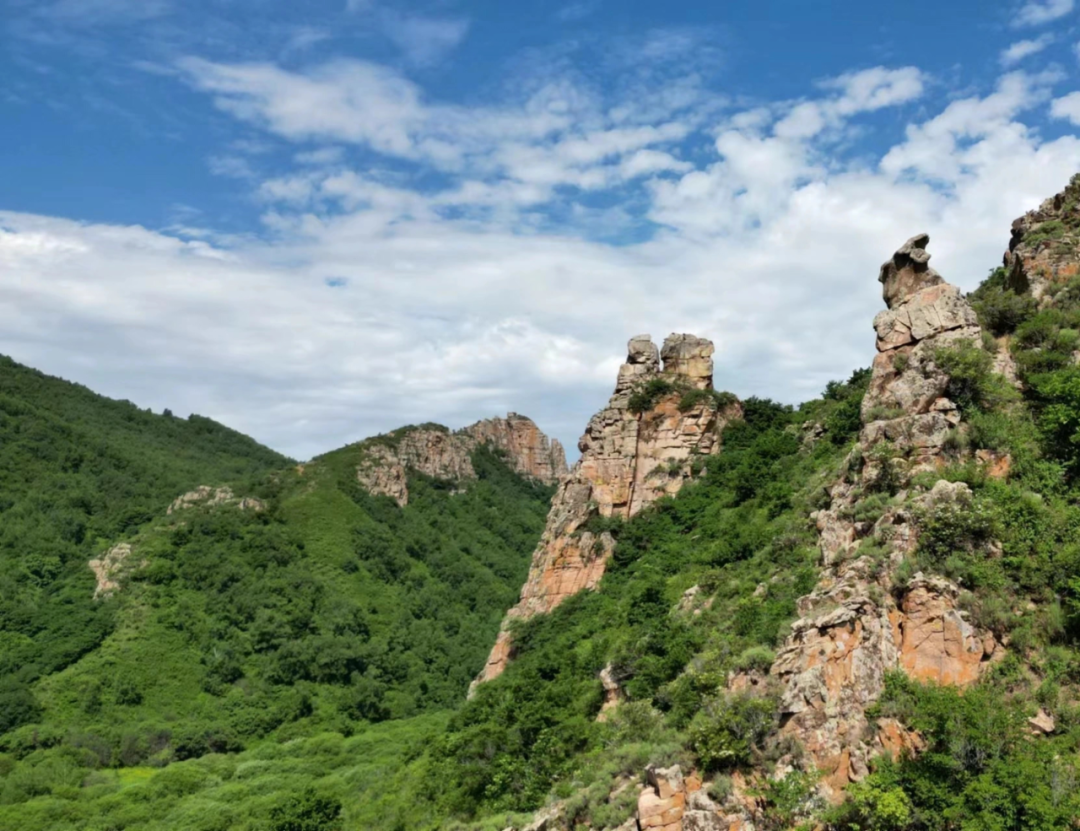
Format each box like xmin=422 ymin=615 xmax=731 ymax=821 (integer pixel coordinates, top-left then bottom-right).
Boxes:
xmin=2 ymin=0 xmax=1080 ymax=458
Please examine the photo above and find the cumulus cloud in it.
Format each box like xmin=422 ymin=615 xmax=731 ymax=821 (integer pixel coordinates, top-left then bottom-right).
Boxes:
xmin=4 ymin=57 xmax=1080 ymax=460
xmin=1000 ymin=34 xmax=1055 ymax=65
xmin=1052 ymin=90 xmax=1080 ymax=123
xmin=1014 ymin=0 xmax=1074 ymax=26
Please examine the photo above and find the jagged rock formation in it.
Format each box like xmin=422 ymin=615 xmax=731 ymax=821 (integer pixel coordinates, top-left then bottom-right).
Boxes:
xmin=473 ymin=335 xmax=742 ymax=689
xmin=355 ymin=415 xmax=567 ymax=507
xmin=769 ymin=235 xmax=1001 ymax=801
xmin=465 ymin=414 xmax=569 ymax=484
xmin=1005 ymin=174 xmax=1080 ymax=302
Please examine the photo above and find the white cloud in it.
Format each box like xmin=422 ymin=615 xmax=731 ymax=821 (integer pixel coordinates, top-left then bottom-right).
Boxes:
xmin=380 ymin=13 xmax=470 ymax=66
xmin=1051 ymin=90 xmax=1080 ymax=123
xmin=4 ymin=59 xmax=1080 ymax=461
xmin=1000 ymin=35 xmax=1054 ymax=66
xmin=1014 ymin=0 xmax=1074 ymax=26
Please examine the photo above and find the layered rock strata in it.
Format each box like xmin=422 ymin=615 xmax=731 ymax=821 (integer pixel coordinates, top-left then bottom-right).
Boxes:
xmin=770 ymin=235 xmax=1001 ymax=800
xmin=1005 ymin=174 xmax=1080 ymax=302
xmin=474 ymin=334 xmax=741 ymax=689
xmin=355 ymin=414 xmax=567 ymax=507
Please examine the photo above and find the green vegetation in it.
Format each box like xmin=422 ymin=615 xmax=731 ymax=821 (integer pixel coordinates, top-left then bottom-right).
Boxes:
xmin=0 ymin=355 xmax=291 ymax=736
xmin=627 ymin=377 xmax=739 ymax=415
xmin=826 ymin=672 xmax=1080 ymax=830
xmin=0 ymin=355 xmax=554 ymax=830
xmin=627 ymin=378 xmax=678 ymax=413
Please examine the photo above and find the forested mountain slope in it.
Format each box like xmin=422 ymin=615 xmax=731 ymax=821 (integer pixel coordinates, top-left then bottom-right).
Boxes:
xmin=0 ymin=356 xmax=291 ymax=731
xmin=0 ymin=363 xmax=557 ymax=830
xmin=6 ymin=178 xmax=1080 ymax=831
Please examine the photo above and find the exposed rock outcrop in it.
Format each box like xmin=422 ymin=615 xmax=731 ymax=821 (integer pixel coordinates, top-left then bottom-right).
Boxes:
xmin=1005 ymin=174 xmax=1080 ymax=302
xmin=355 ymin=415 xmax=567 ymax=507
xmin=463 ymin=414 xmax=569 ymax=483
xmin=473 ymin=335 xmax=741 ymax=689
xmin=770 ymin=235 xmax=1001 ymax=802
xmin=88 ymin=542 xmax=136 ymax=599
xmin=167 ymin=485 xmax=265 ymax=515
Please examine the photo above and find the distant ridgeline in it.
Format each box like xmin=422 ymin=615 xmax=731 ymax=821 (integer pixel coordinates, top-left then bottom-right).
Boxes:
xmin=7 ymin=176 xmax=1080 ymax=831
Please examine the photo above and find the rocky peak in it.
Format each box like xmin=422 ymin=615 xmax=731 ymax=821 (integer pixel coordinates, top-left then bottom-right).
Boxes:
xmin=878 ymin=233 xmax=944 ymax=308
xmin=354 ymin=414 xmax=567 ymax=507
xmin=473 ymin=333 xmax=741 ymax=690
xmin=461 ymin=413 xmax=568 ymax=484
xmin=768 ymin=235 xmax=1002 ymax=802
xmin=660 ymin=333 xmax=714 ymax=389
xmin=1005 ymin=174 xmax=1080 ymax=301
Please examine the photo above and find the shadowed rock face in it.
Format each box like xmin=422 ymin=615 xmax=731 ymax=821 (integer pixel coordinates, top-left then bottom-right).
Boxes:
xmin=769 ymin=235 xmax=1001 ymax=802
xmin=1005 ymin=174 xmax=1080 ymax=302
xmin=473 ymin=333 xmax=741 ymax=690
xmin=354 ymin=414 xmax=567 ymax=507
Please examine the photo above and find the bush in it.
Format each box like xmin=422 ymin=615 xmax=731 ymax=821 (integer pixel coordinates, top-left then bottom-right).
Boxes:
xmin=678 ymin=388 xmax=739 ymax=413
xmin=688 ymin=692 xmax=777 ymax=771
xmin=629 ymin=379 xmax=679 ymax=414
xmin=970 ymin=268 xmax=1036 ymax=336
xmin=270 ymin=788 xmax=343 ymax=831
xmin=933 ymin=340 xmax=1009 ymax=414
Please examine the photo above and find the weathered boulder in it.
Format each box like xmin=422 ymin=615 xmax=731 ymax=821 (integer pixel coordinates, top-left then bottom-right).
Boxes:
xmin=167 ymin=485 xmax=265 ymax=515
xmin=879 ymin=233 xmax=945 ymax=308
xmin=473 ymin=334 xmax=740 ymax=688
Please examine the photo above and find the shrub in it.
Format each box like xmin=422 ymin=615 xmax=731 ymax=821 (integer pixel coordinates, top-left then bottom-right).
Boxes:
xmin=629 ymin=379 xmax=679 ymax=414
xmin=270 ymin=787 xmax=343 ymax=831
xmin=933 ymin=340 xmax=1009 ymax=413
xmin=678 ymin=388 xmax=739 ymax=413
xmin=688 ymin=692 xmax=777 ymax=771
xmin=971 ymin=282 xmax=1036 ymax=337
xmin=732 ymin=645 xmax=776 ymax=673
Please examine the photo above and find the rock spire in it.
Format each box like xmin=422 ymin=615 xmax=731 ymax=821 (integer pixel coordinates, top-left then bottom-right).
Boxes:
xmin=769 ymin=234 xmax=1001 ymax=801
xmin=473 ymin=333 xmax=741 ymax=690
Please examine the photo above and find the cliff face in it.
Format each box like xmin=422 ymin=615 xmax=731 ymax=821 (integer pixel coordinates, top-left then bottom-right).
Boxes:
xmin=1005 ymin=174 xmax=1080 ymax=302
xmin=473 ymin=334 xmax=742 ymax=689
xmin=769 ymin=234 xmax=1000 ymax=800
xmin=461 ymin=414 xmax=569 ymax=484
xmin=354 ymin=414 xmax=567 ymax=507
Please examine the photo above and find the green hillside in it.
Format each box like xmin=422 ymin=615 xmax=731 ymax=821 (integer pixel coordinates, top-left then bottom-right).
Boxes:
xmin=0 ymin=357 xmax=553 ymax=830
xmin=0 ymin=355 xmax=291 ymax=722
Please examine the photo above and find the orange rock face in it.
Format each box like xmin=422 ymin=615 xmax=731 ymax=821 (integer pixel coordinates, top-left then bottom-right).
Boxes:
xmin=462 ymin=413 xmax=569 ymax=483
xmin=354 ymin=414 xmax=567 ymax=506
xmin=896 ymin=575 xmax=995 ymax=686
xmin=472 ymin=334 xmax=741 ymax=689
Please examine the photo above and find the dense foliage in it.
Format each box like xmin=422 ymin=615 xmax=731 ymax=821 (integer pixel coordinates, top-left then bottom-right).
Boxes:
xmin=0 ymin=356 xmax=290 ymax=731
xmin=0 ymin=357 xmax=553 ymax=829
